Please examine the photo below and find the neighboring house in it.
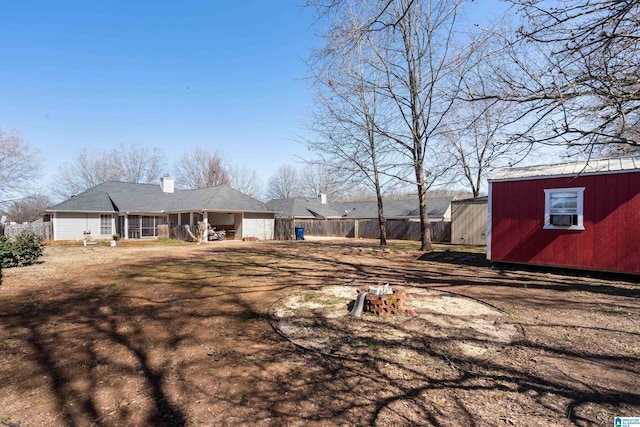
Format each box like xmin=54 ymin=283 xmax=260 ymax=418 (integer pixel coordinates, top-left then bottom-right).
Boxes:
xmin=333 ymin=196 xmax=454 ymax=222
xmin=46 ymin=177 xmax=275 ymax=241
xmin=267 ymin=195 xmax=454 ymax=241
xmin=451 ymin=196 xmax=488 ymax=246
xmin=266 ymin=194 xmax=342 ymax=220
xmin=268 ymin=195 xmax=454 ymax=222
xmin=488 ymin=155 xmax=640 ymax=274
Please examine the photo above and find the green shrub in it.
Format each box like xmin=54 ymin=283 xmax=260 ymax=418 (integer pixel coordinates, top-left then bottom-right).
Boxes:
xmin=0 ymin=231 xmax=44 ymax=268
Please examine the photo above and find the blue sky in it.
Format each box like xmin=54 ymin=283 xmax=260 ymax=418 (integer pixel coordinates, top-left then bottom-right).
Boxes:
xmin=1 ymin=0 xmax=509 ymax=195
xmin=1 ymin=1 xmax=318 ymax=192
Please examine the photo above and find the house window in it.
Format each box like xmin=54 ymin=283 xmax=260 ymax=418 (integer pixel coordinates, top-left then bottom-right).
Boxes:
xmin=544 ymin=187 xmax=585 ymax=230
xmin=100 ymin=214 xmax=112 ymax=235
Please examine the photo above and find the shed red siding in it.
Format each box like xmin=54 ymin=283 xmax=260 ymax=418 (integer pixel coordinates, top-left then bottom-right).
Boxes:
xmin=489 ymin=171 xmax=640 ymax=274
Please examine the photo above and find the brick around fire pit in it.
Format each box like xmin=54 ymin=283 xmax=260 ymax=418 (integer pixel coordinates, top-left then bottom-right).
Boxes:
xmin=358 ymin=286 xmax=407 ymax=316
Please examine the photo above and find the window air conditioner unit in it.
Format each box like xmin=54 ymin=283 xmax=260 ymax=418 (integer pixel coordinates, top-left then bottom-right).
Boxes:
xmin=550 ymin=214 xmax=573 ymax=226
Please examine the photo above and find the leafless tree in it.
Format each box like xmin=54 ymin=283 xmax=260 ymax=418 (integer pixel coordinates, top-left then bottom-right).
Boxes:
xmin=52 ymin=145 xmax=167 ymax=198
xmin=53 ymin=148 xmax=121 ymax=199
xmin=116 ymin=144 xmax=166 ymax=184
xmin=487 ymin=0 xmax=640 ymax=154
xmin=304 ymin=8 xmax=405 ymax=244
xmin=299 ymin=163 xmax=351 ymax=201
xmin=306 ymin=0 xmax=477 ymax=249
xmin=228 ymin=165 xmax=263 ymax=200
xmin=343 ymin=185 xmax=376 ymax=201
xmin=265 ymin=165 xmax=302 ymax=200
xmin=173 ymin=148 xmax=229 ymax=189
xmin=0 ymin=128 xmax=40 ymax=203
xmin=350 ymin=0 xmax=471 ymax=251
xmin=6 ymin=194 xmax=52 ymax=223
xmin=443 ymin=95 xmax=532 ymax=197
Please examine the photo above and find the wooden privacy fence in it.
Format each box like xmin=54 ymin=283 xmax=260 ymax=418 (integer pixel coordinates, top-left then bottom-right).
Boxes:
xmin=2 ymin=222 xmax=53 ymax=241
xmin=294 ymin=219 xmax=358 ymax=238
xmin=290 ymin=219 xmax=451 ymax=242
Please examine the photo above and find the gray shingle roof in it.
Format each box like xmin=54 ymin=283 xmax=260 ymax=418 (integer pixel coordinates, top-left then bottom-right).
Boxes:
xmin=48 ymin=181 xmax=272 ymax=213
xmin=268 ymin=196 xmax=454 ymax=220
xmin=266 ymin=198 xmax=342 ymax=218
xmin=50 ymin=190 xmax=119 ymax=212
xmin=489 ymin=155 xmax=640 ymax=182
xmin=334 ymin=197 xmax=453 ymax=219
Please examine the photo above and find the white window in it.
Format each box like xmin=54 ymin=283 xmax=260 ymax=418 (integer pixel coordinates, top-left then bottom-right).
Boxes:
xmin=100 ymin=214 xmax=112 ymax=235
xmin=544 ymin=187 xmax=585 ymax=230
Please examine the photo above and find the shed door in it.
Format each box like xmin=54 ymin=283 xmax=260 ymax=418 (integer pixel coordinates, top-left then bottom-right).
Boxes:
xmin=242 ymin=213 xmax=274 ymax=240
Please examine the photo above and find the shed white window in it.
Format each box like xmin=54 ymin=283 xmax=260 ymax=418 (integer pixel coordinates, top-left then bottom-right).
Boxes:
xmin=544 ymin=187 xmax=585 ymax=230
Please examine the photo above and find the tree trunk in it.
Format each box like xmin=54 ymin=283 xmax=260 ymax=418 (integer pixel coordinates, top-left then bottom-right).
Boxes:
xmin=414 ymin=142 xmax=433 ymax=252
xmin=375 ymin=186 xmax=387 ymax=246
xmin=370 ymin=121 xmax=387 ymax=246
xmin=416 ymin=182 xmax=433 ymax=252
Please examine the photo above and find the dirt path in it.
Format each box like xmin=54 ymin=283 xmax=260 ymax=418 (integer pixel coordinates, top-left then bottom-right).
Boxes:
xmin=0 ymin=240 xmax=638 ymax=426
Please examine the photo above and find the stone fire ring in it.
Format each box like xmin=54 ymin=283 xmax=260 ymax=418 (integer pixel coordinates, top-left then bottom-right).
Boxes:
xmin=270 ymin=283 xmax=520 ymax=362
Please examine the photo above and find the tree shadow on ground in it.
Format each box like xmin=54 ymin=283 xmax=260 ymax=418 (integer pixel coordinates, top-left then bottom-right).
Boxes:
xmin=2 ymin=284 xmax=188 ymax=427
xmin=270 ymin=295 xmax=640 ymax=426
xmin=0 ymin=241 xmax=638 ymax=426
xmin=418 ymin=250 xmax=491 ymax=267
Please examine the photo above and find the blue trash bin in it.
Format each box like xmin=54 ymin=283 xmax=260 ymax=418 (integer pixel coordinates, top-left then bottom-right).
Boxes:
xmin=295 ymin=227 xmax=305 ymax=240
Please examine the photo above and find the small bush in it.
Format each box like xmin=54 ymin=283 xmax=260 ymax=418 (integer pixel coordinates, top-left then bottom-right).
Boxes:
xmin=0 ymin=231 xmax=44 ymax=268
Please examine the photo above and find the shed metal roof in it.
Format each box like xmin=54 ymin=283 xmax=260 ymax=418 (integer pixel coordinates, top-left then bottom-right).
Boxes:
xmin=489 ymin=155 xmax=640 ymax=182
xmin=451 ymin=196 xmax=488 ymax=205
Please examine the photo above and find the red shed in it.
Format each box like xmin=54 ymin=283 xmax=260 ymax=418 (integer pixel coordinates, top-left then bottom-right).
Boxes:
xmin=488 ymin=155 xmax=640 ymax=274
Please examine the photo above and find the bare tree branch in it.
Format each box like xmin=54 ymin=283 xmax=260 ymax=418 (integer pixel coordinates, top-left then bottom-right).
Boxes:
xmin=228 ymin=165 xmax=264 ymax=200
xmin=173 ymin=148 xmax=229 ymax=189
xmin=266 ymin=165 xmax=303 ymax=200
xmin=0 ymin=128 xmax=40 ymax=203
xmin=5 ymin=193 xmax=52 ymax=223
xmin=116 ymin=144 xmax=166 ymax=184
xmin=52 ymin=148 xmax=122 ymax=199
xmin=483 ymin=0 xmax=640 ymax=153
xmin=51 ymin=145 xmax=167 ymax=199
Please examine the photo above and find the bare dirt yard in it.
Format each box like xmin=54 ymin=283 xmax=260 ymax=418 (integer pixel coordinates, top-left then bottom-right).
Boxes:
xmin=0 ymin=239 xmax=638 ymax=426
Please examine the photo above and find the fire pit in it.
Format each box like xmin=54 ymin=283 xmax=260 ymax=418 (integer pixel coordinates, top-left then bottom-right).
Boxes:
xmin=271 ymin=284 xmax=520 ymax=361
xmin=357 ymin=284 xmax=406 ymax=316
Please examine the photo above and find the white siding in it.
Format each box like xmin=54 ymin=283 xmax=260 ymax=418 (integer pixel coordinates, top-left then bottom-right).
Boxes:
xmin=54 ymin=213 xmax=101 ymax=241
xmin=242 ymin=213 xmax=274 ymax=240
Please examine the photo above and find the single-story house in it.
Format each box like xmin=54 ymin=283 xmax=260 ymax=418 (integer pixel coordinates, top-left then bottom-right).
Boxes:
xmin=267 ymin=195 xmax=454 ymax=222
xmin=451 ymin=196 xmax=488 ymax=246
xmin=487 ymin=155 xmax=640 ymax=274
xmin=267 ymin=195 xmax=454 ymax=241
xmin=333 ymin=196 xmax=454 ymax=222
xmin=46 ymin=177 xmax=275 ymax=241
xmin=266 ymin=194 xmax=343 ymax=220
